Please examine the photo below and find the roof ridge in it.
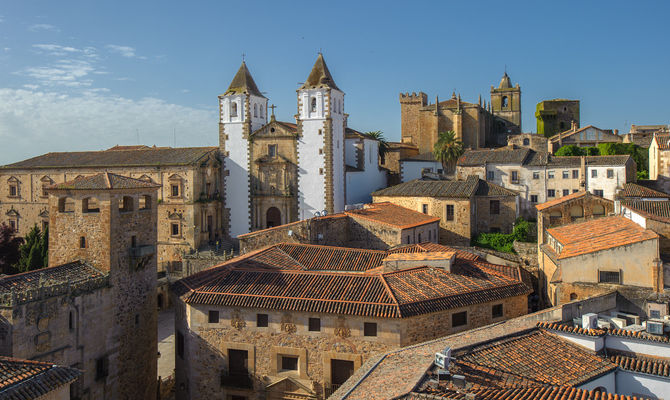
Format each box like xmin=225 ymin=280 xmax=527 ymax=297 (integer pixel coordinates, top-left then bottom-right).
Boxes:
xmin=378 ymin=274 xmax=401 ymax=317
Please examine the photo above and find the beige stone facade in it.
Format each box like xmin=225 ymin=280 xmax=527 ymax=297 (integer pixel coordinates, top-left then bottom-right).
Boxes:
xmin=0 ymin=146 xmax=222 ymax=270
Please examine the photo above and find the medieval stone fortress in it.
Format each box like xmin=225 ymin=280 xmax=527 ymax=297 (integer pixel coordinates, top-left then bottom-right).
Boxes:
xmin=0 ymin=53 xmax=668 ymax=400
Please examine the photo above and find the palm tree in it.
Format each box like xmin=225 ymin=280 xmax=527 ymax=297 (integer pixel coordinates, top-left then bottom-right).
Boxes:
xmin=433 ymin=130 xmax=464 ymax=174
xmin=364 ymin=130 xmax=389 ymax=164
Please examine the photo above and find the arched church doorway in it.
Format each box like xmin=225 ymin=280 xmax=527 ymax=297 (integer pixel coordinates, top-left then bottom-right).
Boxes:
xmin=266 ymin=207 xmax=281 ymax=228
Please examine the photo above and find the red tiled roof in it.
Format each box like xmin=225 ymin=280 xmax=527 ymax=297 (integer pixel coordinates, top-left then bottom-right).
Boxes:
xmin=618 ymin=183 xmax=670 ymax=199
xmin=608 ymin=328 xmax=670 ymax=343
xmin=345 ymin=202 xmax=440 ymax=229
xmin=535 ymin=191 xmax=589 ymax=211
xmin=621 ymin=200 xmax=670 ymax=223
xmin=610 ymin=353 xmax=670 ymax=377
xmin=173 ymin=243 xmax=530 ymax=318
xmin=404 ymin=386 xmax=648 ymax=400
xmin=653 ymin=134 xmax=670 ymax=150
xmin=545 ymin=216 xmax=658 ymax=259
xmin=0 ymin=356 xmax=81 ymax=399
xmin=536 ymin=321 xmax=606 ymax=337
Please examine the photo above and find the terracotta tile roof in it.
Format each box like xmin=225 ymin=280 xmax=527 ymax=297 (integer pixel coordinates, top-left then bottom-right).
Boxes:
xmin=345 ymin=202 xmax=440 ymax=229
xmin=618 ymin=183 xmax=670 ymax=199
xmin=621 ymin=200 xmax=670 ymax=223
xmin=652 ymin=134 xmax=670 ymax=150
xmin=608 ymin=328 xmax=670 ymax=343
xmin=0 ymin=261 xmax=106 ymax=294
xmin=545 ymin=216 xmax=658 ymax=259
xmin=387 ymin=142 xmax=419 ymax=150
xmin=458 ymin=148 xmax=533 ymax=166
xmin=373 ymin=176 xmax=514 ymax=199
xmin=389 ymin=243 xmax=481 ymax=262
xmin=49 ymin=172 xmax=160 ymax=190
xmin=403 ymin=386 xmax=647 ymax=400
xmin=0 ymin=356 xmax=81 ymax=399
xmin=2 ymin=146 xmax=217 ymax=169
xmin=548 ymin=155 xmax=631 ymax=167
xmin=535 ymin=190 xmax=590 ymax=211
xmin=173 ymin=243 xmax=530 ymax=318
xmin=610 ymin=353 xmax=670 ymax=377
xmin=401 ymin=152 xmax=438 ymax=162
xmin=536 ymin=321 xmax=606 ymax=336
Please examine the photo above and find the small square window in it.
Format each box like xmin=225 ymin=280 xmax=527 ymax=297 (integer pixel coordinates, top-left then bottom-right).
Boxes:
xmin=268 ymin=144 xmax=277 ymax=157
xmin=530 ymin=195 xmax=538 ymax=203
xmin=547 ymin=189 xmax=555 ymax=197
xmin=594 ymin=189 xmax=604 ymax=197
xmin=208 ymin=310 xmax=219 ymax=323
xmin=650 ymin=310 xmax=661 ymax=319
xmin=308 ymin=317 xmax=321 ymax=332
xmin=532 ymin=171 xmax=540 ymax=180
xmin=257 ymin=313 xmax=268 ymax=327
xmin=281 ymin=356 xmax=298 ymax=371
xmin=171 ymin=223 xmax=180 ymax=236
xmin=572 ymin=170 xmax=579 ymax=179
xmin=171 ymin=184 xmax=179 ymax=197
xmin=9 ymin=185 xmax=17 ymax=197
xmin=364 ymin=322 xmax=377 ymax=337
xmin=598 ymin=270 xmax=620 ymax=284
xmin=573 ymin=189 xmax=579 ymax=193
xmin=421 ymin=204 xmax=428 ymax=214
xmin=562 ymin=171 xmax=569 ymax=179
xmin=452 ymin=311 xmax=467 ymax=327
xmin=548 ymin=171 xmax=555 ymax=179
xmin=562 ymin=189 xmax=569 ymax=196
xmin=607 ymin=169 xmax=614 ymax=178
xmin=446 ymin=204 xmax=454 ymax=221
xmin=591 ymin=169 xmax=598 ymax=178
xmin=510 ymin=171 xmax=518 ymax=183
xmin=492 ymin=304 xmax=503 ymax=319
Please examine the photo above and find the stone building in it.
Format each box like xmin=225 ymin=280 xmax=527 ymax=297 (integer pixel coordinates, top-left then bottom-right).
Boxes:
xmin=624 ymin=124 xmax=669 ymax=148
xmin=0 ymin=173 xmax=159 ymax=399
xmin=220 ymin=55 xmax=387 ymax=238
xmin=536 ymin=99 xmax=580 ymax=137
xmin=237 ymin=202 xmax=440 ymax=254
xmin=371 ymin=175 xmax=519 ymax=246
xmin=507 ymin=132 xmax=549 ymax=153
xmin=399 ymin=72 xmax=521 ymax=154
xmin=456 ymin=147 xmax=636 ymax=218
xmin=0 ymin=145 xmax=222 ymax=270
xmin=648 ymin=134 xmax=670 ymax=191
xmin=620 ymin=199 xmax=670 ymax=260
xmin=0 ymin=356 xmax=82 ymax=399
xmin=172 ymin=242 xmax=531 ymax=400
xmin=538 ymin=215 xmax=665 ymax=306
xmin=379 ymin=142 xmax=419 ymax=186
xmin=548 ymin=123 xmax=622 ymax=154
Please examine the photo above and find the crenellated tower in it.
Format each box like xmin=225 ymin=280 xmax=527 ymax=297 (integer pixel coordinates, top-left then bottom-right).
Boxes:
xmin=219 ymin=61 xmax=268 ymax=237
xmin=296 ymin=54 xmax=345 ymax=218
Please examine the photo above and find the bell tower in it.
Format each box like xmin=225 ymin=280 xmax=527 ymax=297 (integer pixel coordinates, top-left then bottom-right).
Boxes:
xmin=296 ymin=54 xmax=345 ymax=218
xmin=490 ymin=72 xmax=521 ymax=144
xmin=219 ymin=61 xmax=268 ymax=237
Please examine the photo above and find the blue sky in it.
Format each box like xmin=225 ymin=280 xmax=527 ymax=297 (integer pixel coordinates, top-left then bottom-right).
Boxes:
xmin=1 ymin=1 xmax=669 ymax=163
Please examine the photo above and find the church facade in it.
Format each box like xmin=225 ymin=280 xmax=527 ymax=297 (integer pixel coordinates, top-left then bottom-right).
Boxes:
xmin=220 ymin=55 xmax=386 ymax=238
xmin=399 ymin=72 xmax=522 ymax=154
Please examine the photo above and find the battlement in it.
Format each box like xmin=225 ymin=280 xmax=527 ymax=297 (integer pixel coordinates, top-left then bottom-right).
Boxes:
xmin=399 ymin=92 xmax=427 ymax=105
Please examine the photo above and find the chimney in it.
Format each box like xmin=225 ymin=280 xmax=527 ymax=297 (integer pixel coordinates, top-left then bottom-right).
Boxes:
xmin=613 ymin=129 xmax=619 ymax=136
xmin=571 ymin=120 xmax=577 ymax=131
xmin=382 ymin=252 xmax=455 ymax=273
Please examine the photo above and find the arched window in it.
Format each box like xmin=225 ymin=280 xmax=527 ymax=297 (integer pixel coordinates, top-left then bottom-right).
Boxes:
xmin=231 ymin=102 xmax=238 ymax=117
xmin=253 ymin=104 xmax=258 ymax=117
xmin=502 ymin=96 xmax=509 ymax=108
xmin=592 ymin=204 xmax=605 ymax=217
xmin=569 ymin=205 xmax=584 ymax=221
xmin=119 ymin=196 xmax=134 ymax=212
xmin=82 ymin=197 xmax=99 ymax=213
xmin=139 ymin=195 xmax=152 ymax=210
xmin=569 ymin=293 xmax=578 ymax=301
xmin=311 ymin=97 xmax=317 ymax=113
xmin=549 ymin=210 xmax=562 ymax=226
xmin=58 ymin=197 xmax=75 ymax=213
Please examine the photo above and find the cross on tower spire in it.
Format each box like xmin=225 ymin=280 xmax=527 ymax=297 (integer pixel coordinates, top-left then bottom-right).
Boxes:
xmin=270 ymin=104 xmax=276 ymax=116
xmin=242 ymin=53 xmax=246 ymax=62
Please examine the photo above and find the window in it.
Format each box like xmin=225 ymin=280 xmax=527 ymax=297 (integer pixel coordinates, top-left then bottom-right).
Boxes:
xmin=311 ymin=97 xmax=317 ymax=113
xmin=171 ymin=223 xmax=180 ymax=237
xmin=598 ymin=270 xmax=620 ymax=284
xmin=452 ymin=311 xmax=467 ymax=327
xmin=135 ymin=314 xmax=140 ymax=326
xmin=523 ymin=138 xmax=529 ymax=146
xmin=490 ymin=200 xmax=500 ymax=215
xmin=594 ymin=189 xmax=604 ymax=197
xmin=58 ymin=197 xmax=75 ymax=213
xmin=563 ymin=189 xmax=569 ymax=196
xmin=209 ymin=310 xmax=220 ymax=324
xmin=281 ymin=356 xmax=298 ymax=371
xmin=650 ymin=310 xmax=661 ymax=319
xmin=572 ymin=170 xmax=579 ymax=179
xmin=406 ymin=235 xmax=410 ymax=243
xmin=591 ymin=169 xmax=598 ymax=178
xmin=83 ymin=197 xmax=99 ymax=213
xmin=492 ymin=304 xmax=503 ymax=319
xmin=418 ymin=233 xmax=422 ymax=242
xmin=95 ymin=357 xmax=109 ymax=381
xmin=364 ymin=322 xmax=377 ymax=337
xmin=231 ymin=102 xmax=238 ymax=117
xmin=502 ymin=96 xmax=508 ymax=108
xmin=607 ymin=169 xmax=614 ymax=178
xmin=177 ymin=331 xmax=184 ymax=359
xmin=268 ymin=144 xmax=277 ymax=157
xmin=139 ymin=195 xmax=151 ymax=210
xmin=9 ymin=184 xmax=17 ymax=197
xmin=8 ymin=220 xmax=16 ymax=231
xmin=131 ymin=236 xmax=137 ymax=248
xmin=446 ymin=204 xmax=454 ymax=221
xmin=79 ymin=236 xmax=86 ymax=249
xmin=548 ymin=171 xmax=555 ymax=179
xmin=573 ymin=189 xmax=579 ymax=193
xmin=229 ymin=349 xmax=249 ymax=375
xmin=532 ymin=171 xmax=540 ymax=180
xmin=510 ymin=170 xmax=518 ymax=183
xmin=530 ymin=194 xmax=538 ymax=203
xmin=257 ymin=313 xmax=268 ymax=327
xmin=562 ymin=171 xmax=569 ymax=179
xmin=308 ymin=318 xmax=321 ymax=332
xmin=547 ymin=189 xmax=555 ymax=197
xmin=69 ymin=311 xmax=74 ymax=331
xmin=171 ymin=184 xmax=179 ymax=197
xmin=253 ymin=103 xmax=258 ymax=117
xmin=422 ymin=204 xmax=428 ymax=214
xmin=429 ymin=230 xmax=432 ymax=241
xmin=119 ymin=196 xmax=134 ymax=212
xmin=487 ymin=171 xmax=494 ymax=180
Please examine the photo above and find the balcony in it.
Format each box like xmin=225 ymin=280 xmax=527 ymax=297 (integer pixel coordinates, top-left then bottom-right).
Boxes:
xmin=220 ymin=372 xmax=253 ymax=389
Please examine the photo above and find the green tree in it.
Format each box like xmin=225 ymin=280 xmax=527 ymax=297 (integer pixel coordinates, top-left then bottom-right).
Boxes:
xmin=554 ymin=145 xmax=585 ymax=157
xmin=597 ymin=142 xmax=648 ymax=178
xmin=16 ymin=225 xmax=48 ymax=273
xmin=0 ymin=223 xmax=23 ymax=274
xmin=364 ymin=130 xmax=389 ymax=163
xmin=433 ymin=131 xmax=464 ymax=174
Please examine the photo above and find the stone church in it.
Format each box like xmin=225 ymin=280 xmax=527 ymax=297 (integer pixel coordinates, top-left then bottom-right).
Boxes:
xmin=220 ymin=55 xmax=386 ymax=238
xmin=399 ymin=72 xmax=521 ymax=154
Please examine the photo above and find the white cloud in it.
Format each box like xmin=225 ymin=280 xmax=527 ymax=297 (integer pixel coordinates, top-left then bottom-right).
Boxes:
xmin=106 ymin=44 xmax=146 ymax=59
xmin=23 ymin=59 xmax=95 ymax=87
xmin=22 ymin=84 xmax=39 ymax=90
xmin=0 ymin=89 xmax=217 ymax=164
xmin=29 ymin=24 xmax=60 ymax=32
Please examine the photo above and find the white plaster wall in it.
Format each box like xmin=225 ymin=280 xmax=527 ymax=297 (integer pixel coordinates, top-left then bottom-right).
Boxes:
xmin=346 ymin=139 xmax=387 ymax=205
xmin=606 ymin=335 xmax=670 ymax=358
xmin=330 ymin=90 xmax=346 ymax=213
xmin=616 ymin=370 xmax=670 ymax=399
xmin=585 ymin=166 xmax=627 ymax=199
xmin=297 ymin=89 xmax=326 ymax=219
xmin=223 ymin=119 xmax=250 ymax=237
xmin=551 ymin=331 xmax=604 ymax=351
xmin=622 ymin=207 xmax=649 ymax=229
xmin=345 ymin=138 xmax=358 ymax=168
xmin=485 ymin=164 xmax=545 ymax=217
xmin=400 ymin=160 xmax=442 ymax=182
xmin=577 ymin=371 xmax=616 ymax=393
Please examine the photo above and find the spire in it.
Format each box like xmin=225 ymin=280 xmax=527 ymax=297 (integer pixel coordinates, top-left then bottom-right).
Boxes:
xmin=498 ymin=72 xmax=513 ymax=89
xmin=300 ymin=53 xmax=340 ymax=91
xmin=224 ymin=61 xmax=265 ymax=98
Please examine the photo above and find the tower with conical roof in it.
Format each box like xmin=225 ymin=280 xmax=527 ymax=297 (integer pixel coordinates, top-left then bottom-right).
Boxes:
xmin=219 ymin=61 xmax=268 ymax=237
xmin=490 ymin=71 xmax=521 ymax=144
xmin=296 ymin=54 xmax=346 ymax=218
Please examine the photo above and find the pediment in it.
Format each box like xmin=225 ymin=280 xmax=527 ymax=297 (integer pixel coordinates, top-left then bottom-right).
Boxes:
xmin=168 ymin=174 xmax=183 ymax=181
xmin=168 ymin=211 xmax=183 ymax=220
xmin=250 ymin=120 xmax=298 ymax=139
xmin=7 ymin=176 xmax=19 ymax=183
xmin=40 ymin=175 xmax=53 ymax=183
xmin=5 ymin=208 xmax=19 ymax=217
xmin=255 ymin=154 xmax=294 ymax=165
xmin=38 ymin=209 xmax=49 ymax=218
xmin=138 ymin=174 xmax=153 ymax=183
xmin=265 ymin=376 xmax=315 ymax=396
